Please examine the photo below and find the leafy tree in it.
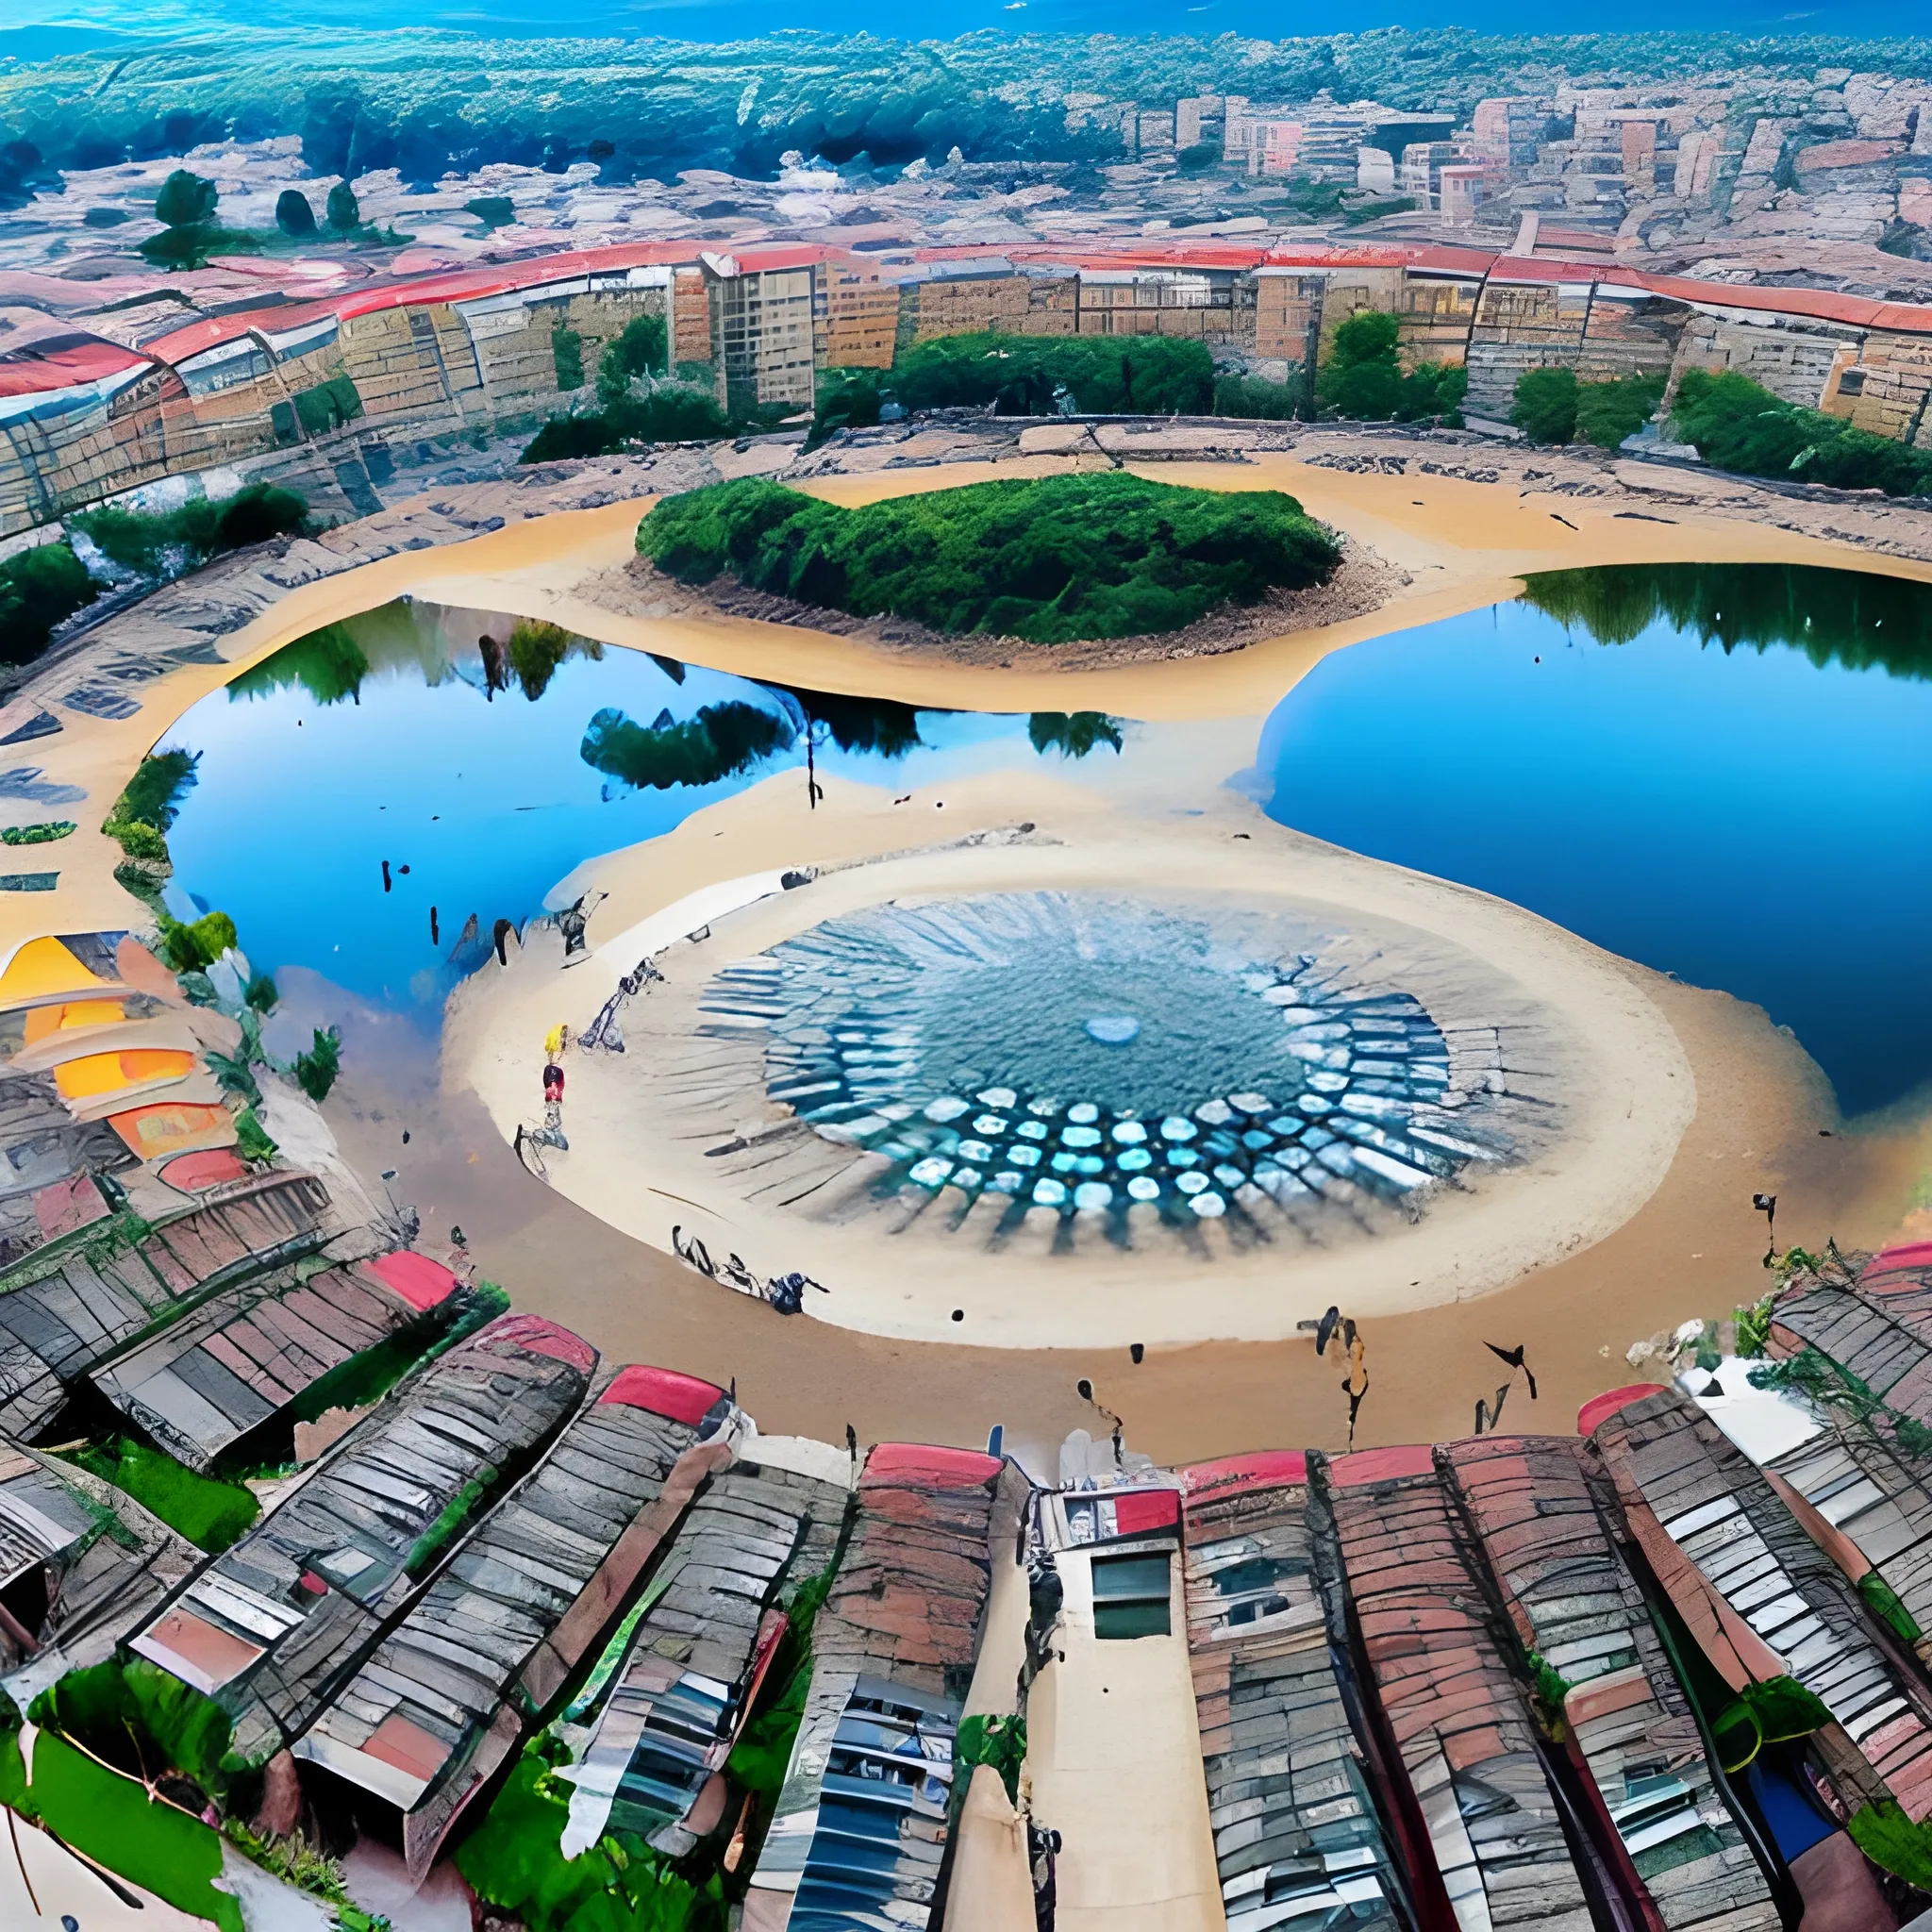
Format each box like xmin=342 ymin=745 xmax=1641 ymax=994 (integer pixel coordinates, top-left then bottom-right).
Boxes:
xmin=507 ymin=618 xmax=595 ymax=700
xmin=465 ymin=194 xmax=515 ymax=227
xmin=1511 ymin=365 xmax=1580 ymax=442
xmin=230 ymin=623 xmax=373 ymax=706
xmin=552 ymin=326 xmax=585 ymax=391
xmin=1029 ymin=711 xmax=1124 ymax=757
xmin=325 ymin=179 xmax=360 ymax=232
xmin=1519 ymin=559 xmax=1932 ymax=681
xmin=595 ymin=313 xmax=669 ymax=404
xmin=0 ymin=541 xmax=96 ymax=667
xmin=1312 ymin=313 xmax=1464 ymax=424
xmin=294 ymin=1025 xmax=341 ymax=1102
xmin=519 ymin=386 xmax=728 ymax=462
xmin=74 ymin=483 xmax=310 ymax=577
xmin=1672 ymin=367 xmax=1932 ymax=497
xmin=274 ymin=189 xmax=316 ymax=236
xmin=1326 ymin=309 xmax=1401 ymax=372
xmin=1573 ymin=374 xmax=1664 ymax=449
xmin=891 ymin=332 xmax=1213 ymax=416
xmin=1214 ymin=374 xmax=1299 ymax=420
xmin=639 ymin=471 xmax=1339 ymax=644
xmin=1175 ymin=141 xmax=1219 ymax=171
xmin=806 ymin=368 xmax=886 ymax=448
xmin=154 ymin=168 xmax=217 ymax=227
xmin=783 ymin=688 xmax=922 ymax=756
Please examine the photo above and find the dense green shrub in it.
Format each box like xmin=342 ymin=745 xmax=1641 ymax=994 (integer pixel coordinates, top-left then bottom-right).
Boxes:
xmin=74 ymin=482 xmax=311 ymax=576
xmin=0 ymin=820 xmax=75 ymax=844
xmin=806 ymin=367 xmax=887 ymax=449
xmin=159 ymin=909 xmax=240 ymax=973
xmin=58 ymin=1438 xmax=259 ymax=1552
xmin=1316 ymin=312 xmax=1464 ymax=424
xmin=293 ymin=1024 xmax=341 ymax=1102
xmin=325 ymin=180 xmax=359 ymax=232
xmin=1672 ymin=367 xmax=1932 ymax=496
xmin=1511 ymin=367 xmax=1663 ymax=447
xmin=891 ymin=330 xmax=1214 ymax=416
xmin=520 ymin=385 xmax=730 ymax=462
xmin=1213 ymin=373 xmax=1300 ymax=420
xmin=140 ymin=224 xmax=260 ymax=268
xmin=456 ymin=1744 xmax=724 ymax=1932
xmin=155 ymin=168 xmax=218 ymax=227
xmin=639 ymin=471 xmax=1338 ymax=643
xmin=0 ymin=538 xmax=96 ymax=665
xmin=1510 ymin=365 xmax=1579 ymax=441
xmin=596 ymin=313 xmax=669 ymax=403
xmin=103 ymin=745 xmax=199 ymax=869
xmin=580 ymin=700 xmax=791 ymax=790
xmin=467 ymin=194 xmax=515 ymax=227
xmin=552 ymin=325 xmax=585 ymax=391
xmin=1574 ymin=374 xmax=1664 ymax=448
xmin=291 ymin=374 xmax=362 ymax=438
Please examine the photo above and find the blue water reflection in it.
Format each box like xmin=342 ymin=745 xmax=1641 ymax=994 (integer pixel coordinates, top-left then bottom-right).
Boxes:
xmin=162 ymin=605 xmax=1036 ymax=1020
xmin=1259 ymin=598 xmax=1932 ymax=1118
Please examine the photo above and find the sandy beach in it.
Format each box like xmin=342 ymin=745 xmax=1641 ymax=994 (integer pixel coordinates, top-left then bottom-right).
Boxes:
xmin=445 ymin=756 xmax=1699 ymax=1347
xmin=10 ymin=435 xmax=1932 ymax=1458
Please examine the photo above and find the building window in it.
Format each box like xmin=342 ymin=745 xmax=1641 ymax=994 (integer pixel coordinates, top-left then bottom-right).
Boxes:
xmin=1091 ymin=1553 xmax=1172 ymax=1640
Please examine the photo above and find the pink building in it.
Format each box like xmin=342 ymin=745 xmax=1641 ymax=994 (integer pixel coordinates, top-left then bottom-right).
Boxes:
xmin=1439 ymin=163 xmax=1494 ymax=226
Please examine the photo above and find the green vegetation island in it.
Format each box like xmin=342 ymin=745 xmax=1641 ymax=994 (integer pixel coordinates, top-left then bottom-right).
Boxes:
xmin=634 ymin=472 xmax=1342 ymax=648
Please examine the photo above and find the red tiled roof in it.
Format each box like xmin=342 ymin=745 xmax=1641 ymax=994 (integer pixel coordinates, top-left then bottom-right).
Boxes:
xmin=1577 ymin=1384 xmax=1669 ymax=1437
xmin=0 ymin=334 xmax=154 ymax=398
xmin=360 ymin=1248 xmax=462 ymax=1313
xmin=862 ymin=1441 xmax=1003 ymax=1487
xmin=477 ymin=1310 xmax=597 ymax=1372
xmin=1110 ymin=1487 xmax=1181 ymax=1535
xmin=1866 ymin=1241 xmax=1932 ymax=1284
xmin=1178 ymin=1448 xmax=1309 ymax=1497
xmin=1324 ymin=1442 xmax=1435 ymax=1487
xmin=599 ymin=1362 xmax=725 ymax=1424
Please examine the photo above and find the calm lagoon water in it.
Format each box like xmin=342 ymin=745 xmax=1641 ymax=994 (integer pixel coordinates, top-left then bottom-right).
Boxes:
xmin=164 ymin=565 xmax=1932 ymax=1117
xmin=1259 ymin=586 xmax=1932 ymax=1119
xmin=161 ymin=602 xmax=1052 ymax=1020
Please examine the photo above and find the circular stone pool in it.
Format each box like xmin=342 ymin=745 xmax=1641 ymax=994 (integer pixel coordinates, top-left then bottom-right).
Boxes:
xmin=703 ymin=891 xmax=1506 ymax=1232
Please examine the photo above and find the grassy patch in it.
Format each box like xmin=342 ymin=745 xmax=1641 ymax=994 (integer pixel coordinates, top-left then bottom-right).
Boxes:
xmin=455 ymin=1745 xmax=724 ymax=1932
xmin=14 ymin=1728 xmax=244 ymax=1932
xmin=638 ymin=472 xmax=1338 ymax=644
xmin=58 ymin=1437 xmax=259 ymax=1551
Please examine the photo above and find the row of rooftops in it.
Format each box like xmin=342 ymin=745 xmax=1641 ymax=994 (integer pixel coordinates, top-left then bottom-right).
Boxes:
xmin=7 ymin=1219 xmax=1932 ymax=1922
xmin=13 ymin=919 xmax=1932 ymax=1921
xmin=7 ymin=232 xmax=1932 ymax=407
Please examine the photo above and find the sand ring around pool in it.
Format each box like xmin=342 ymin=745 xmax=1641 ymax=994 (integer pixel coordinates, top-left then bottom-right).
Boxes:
xmin=453 ymin=794 xmax=1696 ymax=1347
